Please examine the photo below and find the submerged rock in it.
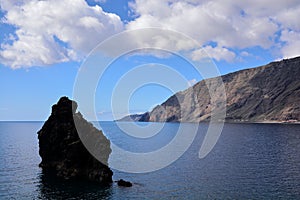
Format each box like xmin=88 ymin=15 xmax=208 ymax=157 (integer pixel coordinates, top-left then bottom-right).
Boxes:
xmin=37 ymin=97 xmax=113 ymax=184
xmin=117 ymin=179 xmax=132 ymax=187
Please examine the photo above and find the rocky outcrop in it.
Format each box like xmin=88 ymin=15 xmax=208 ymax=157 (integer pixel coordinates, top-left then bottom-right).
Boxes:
xmin=122 ymin=56 xmax=300 ymax=123
xmin=117 ymin=114 xmax=142 ymax=122
xmin=117 ymin=179 xmax=133 ymax=187
xmin=118 ymin=112 xmax=150 ymax=122
xmin=38 ymin=97 xmax=113 ymax=184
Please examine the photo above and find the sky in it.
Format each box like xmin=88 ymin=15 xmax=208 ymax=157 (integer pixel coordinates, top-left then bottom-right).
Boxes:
xmin=0 ymin=0 xmax=299 ymax=121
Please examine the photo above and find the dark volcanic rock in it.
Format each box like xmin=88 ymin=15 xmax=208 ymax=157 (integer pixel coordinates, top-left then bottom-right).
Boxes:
xmin=117 ymin=179 xmax=132 ymax=187
xmin=38 ymin=97 xmax=113 ymax=184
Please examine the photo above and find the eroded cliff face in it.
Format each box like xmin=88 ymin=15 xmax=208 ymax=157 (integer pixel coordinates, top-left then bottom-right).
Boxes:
xmin=123 ymin=56 xmax=300 ymax=123
xmin=222 ymin=57 xmax=300 ymax=122
xmin=38 ymin=97 xmax=113 ymax=184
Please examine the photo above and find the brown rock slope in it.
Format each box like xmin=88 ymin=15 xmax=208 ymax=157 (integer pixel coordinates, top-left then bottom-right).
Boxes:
xmin=135 ymin=56 xmax=300 ymax=123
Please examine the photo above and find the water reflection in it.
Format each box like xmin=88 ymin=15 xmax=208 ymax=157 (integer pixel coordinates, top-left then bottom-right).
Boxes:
xmin=37 ymin=170 xmax=113 ymax=199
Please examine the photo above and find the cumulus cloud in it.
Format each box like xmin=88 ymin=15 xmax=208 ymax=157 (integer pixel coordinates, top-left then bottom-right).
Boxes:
xmin=127 ymin=0 xmax=300 ymax=61
xmin=240 ymin=51 xmax=251 ymax=57
xmin=1 ymin=0 xmax=300 ymax=68
xmin=0 ymin=0 xmax=124 ymax=68
xmin=280 ymin=30 xmax=300 ymax=59
xmin=191 ymin=45 xmax=236 ymax=62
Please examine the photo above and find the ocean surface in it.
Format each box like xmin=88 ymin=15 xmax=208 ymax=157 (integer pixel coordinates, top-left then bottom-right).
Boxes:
xmin=0 ymin=121 xmax=299 ymax=199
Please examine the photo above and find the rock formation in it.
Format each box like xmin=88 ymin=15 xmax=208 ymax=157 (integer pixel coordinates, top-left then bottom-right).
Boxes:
xmin=117 ymin=112 xmax=149 ymax=122
xmin=38 ymin=97 xmax=113 ymax=184
xmin=117 ymin=179 xmax=133 ymax=187
xmin=120 ymin=56 xmax=300 ymax=123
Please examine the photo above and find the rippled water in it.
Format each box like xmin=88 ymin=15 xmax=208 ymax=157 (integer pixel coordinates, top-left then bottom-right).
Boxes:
xmin=0 ymin=121 xmax=299 ymax=199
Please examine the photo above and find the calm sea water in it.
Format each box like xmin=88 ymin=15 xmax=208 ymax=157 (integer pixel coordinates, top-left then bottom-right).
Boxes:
xmin=0 ymin=121 xmax=299 ymax=199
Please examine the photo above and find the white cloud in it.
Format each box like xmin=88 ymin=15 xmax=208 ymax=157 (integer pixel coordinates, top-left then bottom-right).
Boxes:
xmin=191 ymin=46 xmax=236 ymax=62
xmin=187 ymin=78 xmax=197 ymax=87
xmin=240 ymin=51 xmax=251 ymax=57
xmin=127 ymin=0 xmax=300 ymax=61
xmin=1 ymin=0 xmax=300 ymax=68
xmin=0 ymin=0 xmax=124 ymax=68
xmin=280 ymin=30 xmax=300 ymax=59
xmin=275 ymin=5 xmax=300 ymax=31
xmin=127 ymin=1 xmax=277 ymax=47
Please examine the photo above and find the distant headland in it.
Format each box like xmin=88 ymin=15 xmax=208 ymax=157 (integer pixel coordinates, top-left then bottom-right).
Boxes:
xmin=119 ymin=56 xmax=300 ymax=124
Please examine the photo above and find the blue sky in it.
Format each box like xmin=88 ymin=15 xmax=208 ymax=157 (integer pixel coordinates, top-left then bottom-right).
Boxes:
xmin=0 ymin=0 xmax=299 ymax=121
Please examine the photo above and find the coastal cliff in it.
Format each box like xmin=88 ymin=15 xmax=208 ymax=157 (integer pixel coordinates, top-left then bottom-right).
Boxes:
xmin=38 ymin=97 xmax=113 ymax=184
xmin=120 ymin=57 xmax=300 ymax=123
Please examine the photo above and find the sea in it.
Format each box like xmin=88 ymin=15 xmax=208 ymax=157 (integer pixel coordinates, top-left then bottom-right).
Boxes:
xmin=0 ymin=121 xmax=299 ymax=199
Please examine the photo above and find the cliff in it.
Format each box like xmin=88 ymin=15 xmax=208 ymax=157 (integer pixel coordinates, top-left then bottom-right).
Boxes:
xmin=118 ymin=112 xmax=149 ymax=122
xmin=38 ymin=97 xmax=113 ymax=184
xmin=121 ymin=56 xmax=300 ymax=123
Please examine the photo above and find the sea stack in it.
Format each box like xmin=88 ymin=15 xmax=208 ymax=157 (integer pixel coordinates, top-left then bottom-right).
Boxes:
xmin=37 ymin=97 xmax=113 ymax=184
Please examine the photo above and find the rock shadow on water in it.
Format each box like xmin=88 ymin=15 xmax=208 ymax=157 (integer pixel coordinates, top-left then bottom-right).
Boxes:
xmin=37 ymin=170 xmax=113 ymax=200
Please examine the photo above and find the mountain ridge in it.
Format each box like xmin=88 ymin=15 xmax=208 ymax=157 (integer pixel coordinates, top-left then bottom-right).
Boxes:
xmin=119 ymin=56 xmax=300 ymax=123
